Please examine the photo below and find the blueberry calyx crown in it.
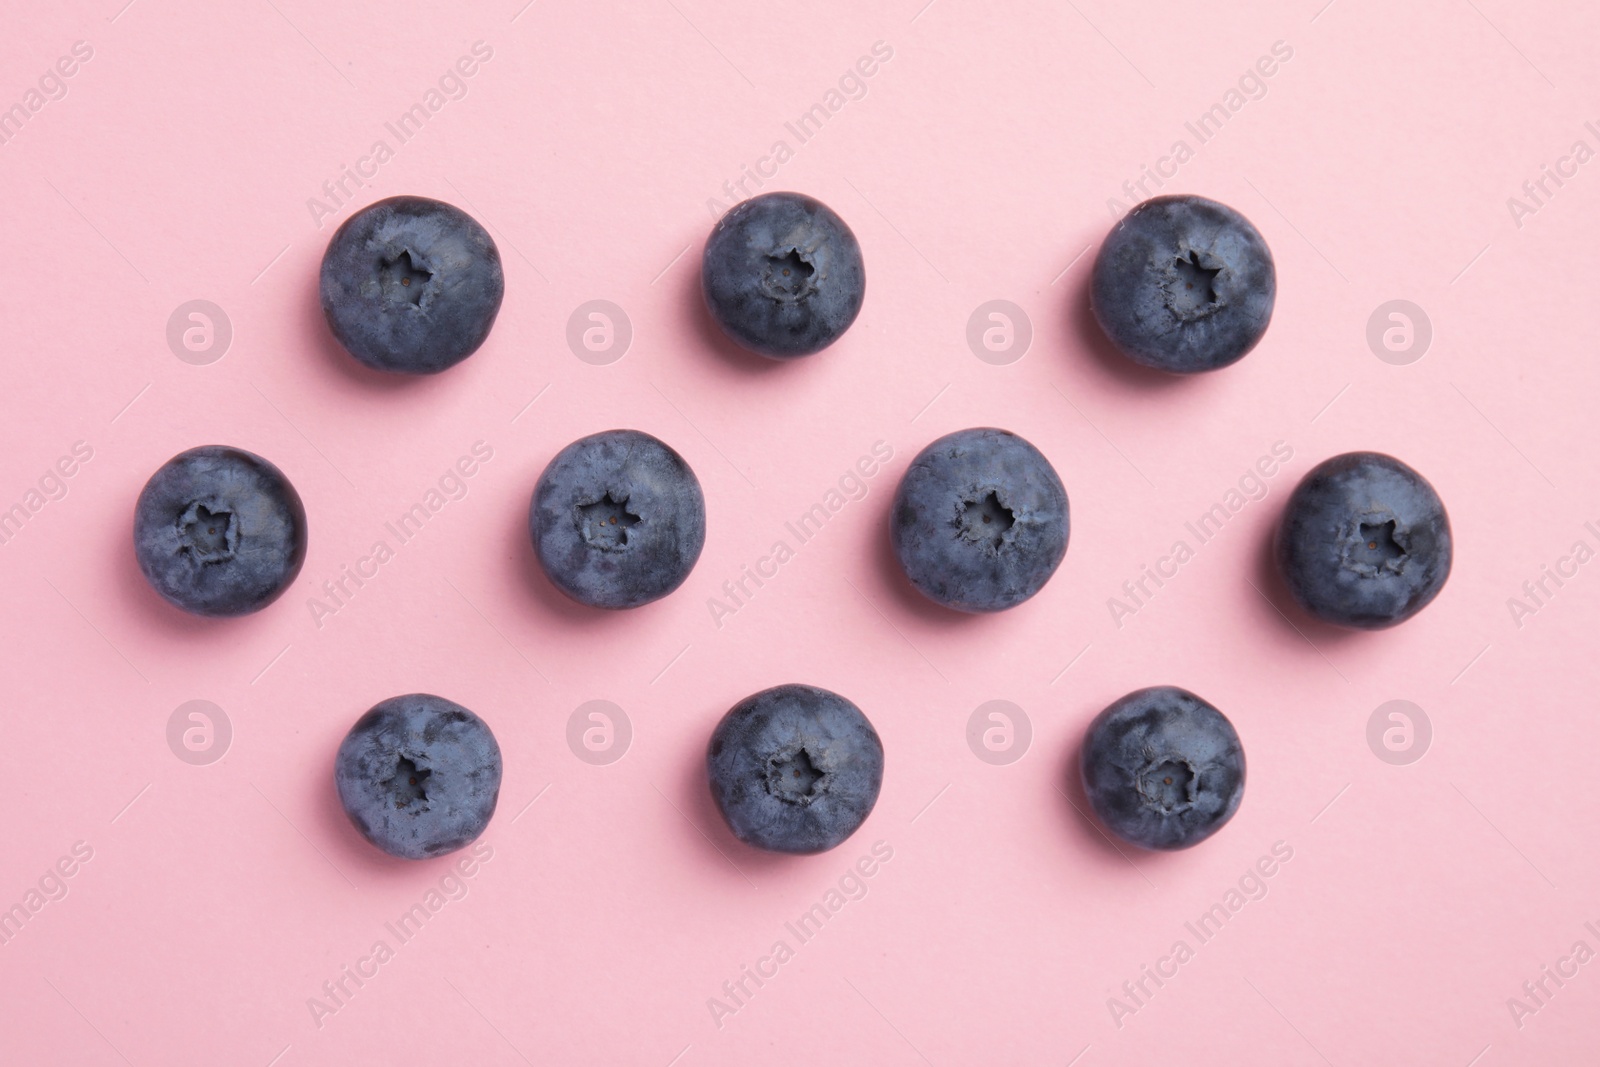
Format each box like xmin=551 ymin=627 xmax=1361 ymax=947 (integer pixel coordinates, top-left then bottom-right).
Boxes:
xmin=955 ymin=489 xmax=1016 ymax=550
xmin=1342 ymin=515 xmax=1409 ymax=575
xmin=382 ymin=755 xmax=432 ymax=812
xmin=379 ymin=249 xmax=433 ymax=308
xmin=761 ymin=247 xmax=817 ymax=303
xmin=766 ymin=745 xmax=826 ymax=805
xmin=1163 ymin=249 xmax=1223 ymax=321
xmin=177 ymin=502 xmax=237 ymax=564
xmin=1137 ymin=756 xmax=1197 ymax=814
xmin=576 ymin=492 xmax=642 ymax=551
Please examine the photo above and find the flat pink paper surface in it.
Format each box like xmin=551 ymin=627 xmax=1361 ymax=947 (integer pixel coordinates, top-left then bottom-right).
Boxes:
xmin=2 ymin=1 xmax=1597 ymax=1063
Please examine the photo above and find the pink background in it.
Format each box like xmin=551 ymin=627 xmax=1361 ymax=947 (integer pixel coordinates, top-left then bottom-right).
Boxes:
xmin=2 ymin=0 xmax=1597 ymax=1062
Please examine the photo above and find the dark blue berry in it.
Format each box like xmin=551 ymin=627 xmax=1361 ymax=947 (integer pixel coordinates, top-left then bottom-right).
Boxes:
xmin=701 ymin=192 xmax=865 ymax=359
xmin=707 ymin=684 xmax=884 ymax=854
xmin=891 ymin=428 xmax=1069 ymax=613
xmin=530 ymin=429 xmax=706 ymax=609
xmin=320 ymin=195 xmax=504 ymax=374
xmin=334 ymin=693 xmax=502 ymax=860
xmin=1091 ymin=195 xmax=1275 ymax=373
xmin=1275 ymin=451 xmax=1452 ymax=629
xmin=1080 ymin=686 xmax=1245 ymax=851
xmin=133 ymin=445 xmax=307 ymax=617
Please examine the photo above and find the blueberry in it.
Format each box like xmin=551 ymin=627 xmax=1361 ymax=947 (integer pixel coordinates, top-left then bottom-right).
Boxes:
xmin=334 ymin=693 xmax=502 ymax=860
xmin=132 ymin=446 xmax=307 ymax=617
xmin=1275 ymin=451 xmax=1452 ymax=629
xmin=707 ymin=684 xmax=884 ymax=854
xmin=1080 ymin=686 xmax=1245 ymax=851
xmin=701 ymin=191 xmax=865 ymax=359
xmin=890 ymin=427 xmax=1069 ymax=613
xmin=319 ymin=195 xmax=504 ymax=374
xmin=1091 ymin=194 xmax=1275 ymax=373
xmin=530 ymin=429 xmax=706 ymax=609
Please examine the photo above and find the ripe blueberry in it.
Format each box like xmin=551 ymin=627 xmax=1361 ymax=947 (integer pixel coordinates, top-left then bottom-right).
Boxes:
xmin=701 ymin=191 xmax=865 ymax=359
xmin=1275 ymin=451 xmax=1452 ymax=629
xmin=1091 ymin=194 xmax=1275 ymax=373
xmin=707 ymin=683 xmax=884 ymax=854
xmin=891 ymin=427 xmax=1069 ymax=613
xmin=334 ymin=693 xmax=502 ymax=860
xmin=133 ymin=445 xmax=307 ymax=617
xmin=1080 ymin=686 xmax=1245 ymax=851
xmin=530 ymin=429 xmax=706 ymax=609
xmin=320 ymin=195 xmax=504 ymax=374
